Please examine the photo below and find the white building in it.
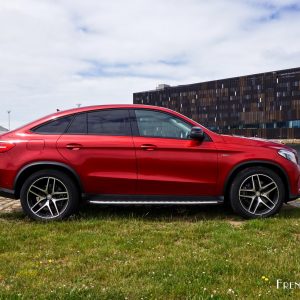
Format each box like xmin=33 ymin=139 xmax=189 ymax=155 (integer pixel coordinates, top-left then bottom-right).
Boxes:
xmin=0 ymin=126 xmax=8 ymax=133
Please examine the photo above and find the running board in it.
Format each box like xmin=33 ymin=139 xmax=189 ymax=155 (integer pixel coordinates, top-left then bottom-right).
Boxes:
xmin=86 ymin=195 xmax=223 ymax=205
xmin=88 ymin=200 xmax=220 ymax=205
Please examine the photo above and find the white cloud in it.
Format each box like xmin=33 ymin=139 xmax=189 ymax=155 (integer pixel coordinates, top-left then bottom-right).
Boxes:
xmin=0 ymin=0 xmax=300 ymax=128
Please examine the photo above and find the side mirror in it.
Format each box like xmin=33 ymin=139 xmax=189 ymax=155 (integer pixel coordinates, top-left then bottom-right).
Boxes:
xmin=189 ymin=126 xmax=205 ymax=140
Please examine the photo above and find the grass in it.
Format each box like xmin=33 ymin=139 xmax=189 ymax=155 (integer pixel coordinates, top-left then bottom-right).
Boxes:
xmin=1 ymin=204 xmax=300 ymax=299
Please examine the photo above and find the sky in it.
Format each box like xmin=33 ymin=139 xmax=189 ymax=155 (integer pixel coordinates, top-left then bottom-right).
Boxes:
xmin=1 ymin=0 xmax=300 ymax=129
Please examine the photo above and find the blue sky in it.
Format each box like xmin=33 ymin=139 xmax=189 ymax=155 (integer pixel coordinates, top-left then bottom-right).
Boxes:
xmin=0 ymin=0 xmax=300 ymax=128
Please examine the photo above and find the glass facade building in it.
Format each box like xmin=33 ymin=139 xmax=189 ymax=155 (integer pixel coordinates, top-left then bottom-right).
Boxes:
xmin=133 ymin=67 xmax=300 ymax=139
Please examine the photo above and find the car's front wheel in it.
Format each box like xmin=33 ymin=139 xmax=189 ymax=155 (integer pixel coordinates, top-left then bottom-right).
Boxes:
xmin=20 ymin=170 xmax=79 ymax=221
xmin=229 ymin=167 xmax=285 ymax=219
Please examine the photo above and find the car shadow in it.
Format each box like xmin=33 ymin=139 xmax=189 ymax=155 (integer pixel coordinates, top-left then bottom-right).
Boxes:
xmin=78 ymin=203 xmax=235 ymax=222
xmin=78 ymin=202 xmax=300 ymax=221
xmin=1 ymin=203 xmax=300 ymax=222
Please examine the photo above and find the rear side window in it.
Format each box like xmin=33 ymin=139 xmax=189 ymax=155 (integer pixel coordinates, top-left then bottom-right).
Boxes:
xmin=67 ymin=113 xmax=87 ymax=134
xmin=87 ymin=109 xmax=131 ymax=136
xmin=32 ymin=116 xmax=73 ymax=134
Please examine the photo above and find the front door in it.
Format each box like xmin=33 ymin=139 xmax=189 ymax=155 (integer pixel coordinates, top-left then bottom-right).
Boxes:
xmin=132 ymin=109 xmax=218 ymax=196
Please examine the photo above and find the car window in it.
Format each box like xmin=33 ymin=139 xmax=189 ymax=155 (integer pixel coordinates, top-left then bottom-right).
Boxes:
xmin=135 ymin=109 xmax=192 ymax=139
xmin=67 ymin=113 xmax=87 ymax=134
xmin=88 ymin=109 xmax=131 ymax=136
xmin=32 ymin=115 xmax=73 ymax=134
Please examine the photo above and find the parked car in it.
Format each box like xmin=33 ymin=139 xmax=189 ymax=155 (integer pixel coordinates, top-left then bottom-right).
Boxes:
xmin=0 ymin=105 xmax=299 ymax=220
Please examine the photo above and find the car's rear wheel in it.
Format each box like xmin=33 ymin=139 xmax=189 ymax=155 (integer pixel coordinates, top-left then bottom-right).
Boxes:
xmin=229 ymin=167 xmax=285 ymax=219
xmin=20 ymin=170 xmax=79 ymax=221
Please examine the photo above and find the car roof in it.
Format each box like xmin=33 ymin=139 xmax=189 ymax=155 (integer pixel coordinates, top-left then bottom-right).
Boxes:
xmin=7 ymin=103 xmax=218 ymax=140
xmin=51 ymin=104 xmax=174 ymax=116
xmin=12 ymin=104 xmax=196 ymax=133
xmin=32 ymin=104 xmax=181 ymax=124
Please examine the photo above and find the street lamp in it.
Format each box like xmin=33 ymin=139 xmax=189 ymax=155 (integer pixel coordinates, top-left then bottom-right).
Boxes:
xmin=7 ymin=110 xmax=11 ymax=131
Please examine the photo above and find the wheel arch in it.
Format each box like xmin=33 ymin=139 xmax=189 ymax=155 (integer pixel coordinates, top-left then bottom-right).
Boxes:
xmin=14 ymin=161 xmax=84 ymax=198
xmin=223 ymin=160 xmax=290 ymax=202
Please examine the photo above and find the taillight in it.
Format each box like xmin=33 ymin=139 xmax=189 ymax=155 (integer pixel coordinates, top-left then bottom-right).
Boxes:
xmin=0 ymin=142 xmax=15 ymax=153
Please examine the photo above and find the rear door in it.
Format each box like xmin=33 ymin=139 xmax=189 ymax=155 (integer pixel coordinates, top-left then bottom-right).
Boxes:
xmin=57 ymin=109 xmax=137 ymax=195
xmin=131 ymin=109 xmax=218 ymax=196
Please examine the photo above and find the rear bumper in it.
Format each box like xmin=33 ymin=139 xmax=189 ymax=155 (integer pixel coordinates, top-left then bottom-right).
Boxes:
xmin=0 ymin=188 xmax=17 ymax=199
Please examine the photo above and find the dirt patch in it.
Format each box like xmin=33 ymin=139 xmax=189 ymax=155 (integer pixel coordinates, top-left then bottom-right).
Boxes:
xmin=227 ymin=220 xmax=244 ymax=228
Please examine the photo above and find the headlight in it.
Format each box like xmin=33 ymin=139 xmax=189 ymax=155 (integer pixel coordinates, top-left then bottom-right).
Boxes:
xmin=278 ymin=149 xmax=297 ymax=164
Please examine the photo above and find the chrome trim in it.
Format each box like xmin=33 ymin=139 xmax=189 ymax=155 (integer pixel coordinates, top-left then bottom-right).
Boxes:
xmin=88 ymin=200 xmax=220 ymax=205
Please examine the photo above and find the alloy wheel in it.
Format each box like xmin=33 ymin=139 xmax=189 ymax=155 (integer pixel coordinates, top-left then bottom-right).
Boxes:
xmin=238 ymin=174 xmax=279 ymax=216
xmin=27 ymin=177 xmax=69 ymax=219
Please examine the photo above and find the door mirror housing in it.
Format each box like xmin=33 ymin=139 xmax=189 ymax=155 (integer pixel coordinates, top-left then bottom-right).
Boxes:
xmin=189 ymin=127 xmax=205 ymax=140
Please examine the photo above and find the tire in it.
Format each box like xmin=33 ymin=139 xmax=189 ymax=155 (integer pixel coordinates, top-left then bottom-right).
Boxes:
xmin=229 ymin=167 xmax=285 ymax=219
xmin=20 ymin=169 xmax=79 ymax=221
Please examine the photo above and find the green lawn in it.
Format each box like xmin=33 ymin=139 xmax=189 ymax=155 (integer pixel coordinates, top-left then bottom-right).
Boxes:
xmin=1 ymin=204 xmax=300 ymax=299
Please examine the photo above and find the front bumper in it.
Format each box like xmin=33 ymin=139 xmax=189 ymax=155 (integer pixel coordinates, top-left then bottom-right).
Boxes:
xmin=287 ymin=167 xmax=300 ymax=201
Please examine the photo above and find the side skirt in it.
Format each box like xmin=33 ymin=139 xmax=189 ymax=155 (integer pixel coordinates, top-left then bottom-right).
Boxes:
xmin=85 ymin=195 xmax=224 ymax=205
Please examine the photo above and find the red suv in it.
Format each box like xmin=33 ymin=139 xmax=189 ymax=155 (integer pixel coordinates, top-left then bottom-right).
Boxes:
xmin=0 ymin=105 xmax=299 ymax=220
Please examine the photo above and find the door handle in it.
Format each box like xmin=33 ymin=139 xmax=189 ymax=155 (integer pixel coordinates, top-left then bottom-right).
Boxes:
xmin=65 ymin=144 xmax=83 ymax=151
xmin=140 ymin=144 xmax=157 ymax=151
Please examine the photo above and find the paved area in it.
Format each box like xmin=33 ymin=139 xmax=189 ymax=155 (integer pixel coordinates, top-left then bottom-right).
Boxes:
xmin=0 ymin=197 xmax=22 ymax=212
xmin=290 ymin=199 xmax=300 ymax=207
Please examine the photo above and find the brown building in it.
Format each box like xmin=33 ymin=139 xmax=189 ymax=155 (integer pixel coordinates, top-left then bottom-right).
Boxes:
xmin=133 ymin=67 xmax=300 ymax=139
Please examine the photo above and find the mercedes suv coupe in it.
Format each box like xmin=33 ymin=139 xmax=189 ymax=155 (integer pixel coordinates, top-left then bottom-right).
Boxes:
xmin=0 ymin=104 xmax=299 ymax=220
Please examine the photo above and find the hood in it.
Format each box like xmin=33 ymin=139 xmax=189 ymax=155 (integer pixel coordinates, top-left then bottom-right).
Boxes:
xmin=221 ymin=134 xmax=295 ymax=152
